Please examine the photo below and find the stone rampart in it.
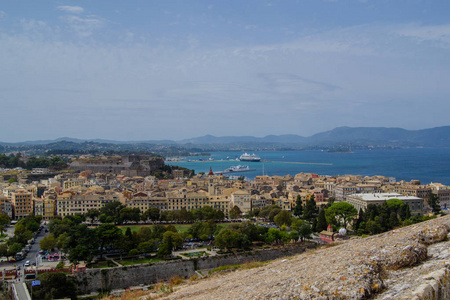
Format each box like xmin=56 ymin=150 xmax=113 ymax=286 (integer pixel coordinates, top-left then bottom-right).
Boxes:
xmin=73 ymin=245 xmax=310 ymax=294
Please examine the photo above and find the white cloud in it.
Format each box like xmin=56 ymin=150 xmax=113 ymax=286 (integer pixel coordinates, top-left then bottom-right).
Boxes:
xmin=1 ymin=19 xmax=450 ymax=141
xmin=396 ymin=24 xmax=450 ymax=48
xmin=60 ymin=15 xmax=105 ymax=37
xmin=58 ymin=6 xmax=84 ymax=14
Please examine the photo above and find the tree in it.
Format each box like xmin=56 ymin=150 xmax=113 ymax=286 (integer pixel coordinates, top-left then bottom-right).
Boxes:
xmin=273 ymin=210 xmax=292 ymax=227
xmin=120 ymin=207 xmax=141 ymax=223
xmin=143 ymin=207 xmax=160 ymax=222
xmin=293 ymin=195 xmax=303 ymax=217
xmin=325 ymin=202 xmax=357 ymax=229
xmin=264 ymin=228 xmax=282 ymax=244
xmin=96 ymin=223 xmax=123 ymax=258
xmin=428 ymin=192 xmax=441 ymax=214
xmin=215 ymin=228 xmax=249 ymax=251
xmin=298 ymin=223 xmax=313 ymax=242
xmin=57 ymin=232 xmax=71 ymax=254
xmin=100 ymin=201 xmax=125 ymax=224
xmin=303 ymin=196 xmax=318 ymax=222
xmin=0 ymin=213 xmax=10 ymax=235
xmin=315 ymin=209 xmax=328 ymax=232
xmin=291 ymin=218 xmax=304 ymax=232
xmin=40 ymin=234 xmax=57 ymax=251
xmin=158 ymin=231 xmax=182 ymax=257
xmin=85 ymin=209 xmax=100 ymax=224
xmin=32 ymin=272 xmax=77 ymax=300
xmin=0 ymin=244 xmax=8 ymax=260
xmin=0 ymin=213 xmax=10 ymax=226
xmin=229 ymin=205 xmax=242 ymax=219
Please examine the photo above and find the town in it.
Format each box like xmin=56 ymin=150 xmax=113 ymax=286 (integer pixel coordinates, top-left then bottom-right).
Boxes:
xmin=1 ymin=154 xmax=448 ymax=223
xmin=0 ymin=153 xmax=448 ymax=299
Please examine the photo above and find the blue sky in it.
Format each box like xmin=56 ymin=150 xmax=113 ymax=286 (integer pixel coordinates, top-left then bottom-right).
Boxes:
xmin=1 ymin=1 xmax=450 ymax=142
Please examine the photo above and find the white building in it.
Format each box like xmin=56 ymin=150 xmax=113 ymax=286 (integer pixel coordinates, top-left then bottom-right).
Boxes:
xmin=346 ymin=193 xmax=424 ymax=216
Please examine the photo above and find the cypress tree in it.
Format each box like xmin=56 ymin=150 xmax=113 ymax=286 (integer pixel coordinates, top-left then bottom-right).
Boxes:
xmin=316 ymin=209 xmax=327 ymax=232
xmin=293 ymin=195 xmax=303 ymax=217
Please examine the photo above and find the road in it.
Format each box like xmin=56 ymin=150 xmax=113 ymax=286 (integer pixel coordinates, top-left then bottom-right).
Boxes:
xmin=13 ymin=282 xmax=31 ymax=300
xmin=1 ymin=224 xmax=52 ymax=270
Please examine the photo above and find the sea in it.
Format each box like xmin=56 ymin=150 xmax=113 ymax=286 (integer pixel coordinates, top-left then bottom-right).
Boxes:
xmin=166 ymin=148 xmax=450 ymax=186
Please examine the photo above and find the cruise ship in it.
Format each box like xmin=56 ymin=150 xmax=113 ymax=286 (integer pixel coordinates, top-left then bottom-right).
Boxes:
xmin=239 ymin=153 xmax=261 ymax=162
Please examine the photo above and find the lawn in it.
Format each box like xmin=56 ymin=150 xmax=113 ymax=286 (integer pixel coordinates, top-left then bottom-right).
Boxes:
xmin=87 ymin=260 xmax=116 ymax=269
xmin=119 ymin=223 xmax=232 ymax=234
xmin=117 ymin=257 xmax=164 ymax=266
xmin=179 ymin=251 xmax=209 ymax=258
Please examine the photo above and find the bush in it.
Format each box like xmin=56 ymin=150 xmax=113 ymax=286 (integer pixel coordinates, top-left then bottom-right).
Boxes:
xmin=168 ymin=275 xmax=184 ymax=286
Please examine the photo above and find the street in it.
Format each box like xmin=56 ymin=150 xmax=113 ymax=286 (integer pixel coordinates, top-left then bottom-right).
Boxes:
xmin=1 ymin=224 xmax=59 ymax=272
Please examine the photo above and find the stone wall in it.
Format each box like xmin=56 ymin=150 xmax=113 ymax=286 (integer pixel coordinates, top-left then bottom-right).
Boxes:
xmin=73 ymin=245 xmax=311 ymax=294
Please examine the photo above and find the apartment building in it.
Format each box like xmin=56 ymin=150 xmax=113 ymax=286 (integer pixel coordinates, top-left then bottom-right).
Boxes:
xmin=231 ymin=190 xmax=251 ymax=214
xmin=57 ymin=192 xmax=120 ymax=217
xmin=11 ymin=190 xmax=33 ymax=219
xmin=0 ymin=195 xmax=13 ymax=218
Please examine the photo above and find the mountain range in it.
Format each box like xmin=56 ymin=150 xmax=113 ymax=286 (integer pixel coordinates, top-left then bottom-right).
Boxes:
xmin=1 ymin=126 xmax=450 ymax=150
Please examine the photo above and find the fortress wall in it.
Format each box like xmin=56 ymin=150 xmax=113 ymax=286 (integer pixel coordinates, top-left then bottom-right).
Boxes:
xmin=73 ymin=245 xmax=311 ymax=294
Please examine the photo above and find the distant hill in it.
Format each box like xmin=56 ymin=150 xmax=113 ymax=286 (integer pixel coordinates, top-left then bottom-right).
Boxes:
xmin=178 ymin=126 xmax=450 ymax=147
xmin=1 ymin=126 xmax=449 ymax=152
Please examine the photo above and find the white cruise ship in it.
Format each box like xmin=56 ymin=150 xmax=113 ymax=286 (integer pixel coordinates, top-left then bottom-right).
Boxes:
xmin=239 ymin=153 xmax=261 ymax=162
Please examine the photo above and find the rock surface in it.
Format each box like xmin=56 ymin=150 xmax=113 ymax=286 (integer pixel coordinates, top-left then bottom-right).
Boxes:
xmin=155 ymin=215 xmax=450 ymax=300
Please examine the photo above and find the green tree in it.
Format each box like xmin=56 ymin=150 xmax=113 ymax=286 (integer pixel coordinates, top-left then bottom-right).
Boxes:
xmin=138 ymin=241 xmax=156 ymax=253
xmin=0 ymin=213 xmax=10 ymax=235
xmin=303 ymin=196 xmax=318 ymax=222
xmin=0 ymin=244 xmax=8 ymax=260
xmin=96 ymin=223 xmax=123 ymax=258
xmin=293 ymin=195 xmax=303 ymax=217
xmin=229 ymin=205 xmax=242 ymax=219
xmin=273 ymin=210 xmax=292 ymax=227
xmin=100 ymin=201 xmax=125 ymax=224
xmin=215 ymin=228 xmax=250 ymax=251
xmin=325 ymin=202 xmax=357 ymax=229
xmin=7 ymin=178 xmax=18 ymax=184
xmin=157 ymin=231 xmax=182 ymax=258
xmin=315 ymin=209 xmax=328 ymax=232
xmin=264 ymin=228 xmax=282 ymax=244
xmin=85 ymin=209 xmax=100 ymax=224
xmin=40 ymin=234 xmax=57 ymax=251
xmin=32 ymin=272 xmax=77 ymax=300
xmin=142 ymin=207 xmax=160 ymax=222
xmin=56 ymin=232 xmax=71 ymax=254
xmin=120 ymin=207 xmax=141 ymax=223
xmin=298 ymin=223 xmax=313 ymax=242
xmin=428 ymin=192 xmax=441 ymax=214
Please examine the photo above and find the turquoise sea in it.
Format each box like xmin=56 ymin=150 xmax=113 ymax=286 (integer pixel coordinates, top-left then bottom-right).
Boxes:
xmin=166 ymin=148 xmax=450 ymax=185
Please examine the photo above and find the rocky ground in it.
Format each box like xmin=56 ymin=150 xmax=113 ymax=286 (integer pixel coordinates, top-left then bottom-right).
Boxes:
xmin=145 ymin=214 xmax=450 ymax=300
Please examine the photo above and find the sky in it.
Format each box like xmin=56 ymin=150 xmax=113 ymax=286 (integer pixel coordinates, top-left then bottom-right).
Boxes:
xmin=1 ymin=0 xmax=450 ymax=142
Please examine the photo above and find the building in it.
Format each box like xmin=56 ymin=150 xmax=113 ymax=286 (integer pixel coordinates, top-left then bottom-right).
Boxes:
xmin=231 ymin=190 xmax=251 ymax=214
xmin=346 ymin=193 xmax=424 ymax=216
xmin=11 ymin=190 xmax=33 ymax=219
xmin=0 ymin=195 xmax=13 ymax=218
xmin=335 ymin=184 xmax=357 ymax=202
xmin=56 ymin=192 xmax=120 ymax=217
xmin=63 ymin=178 xmax=86 ymax=190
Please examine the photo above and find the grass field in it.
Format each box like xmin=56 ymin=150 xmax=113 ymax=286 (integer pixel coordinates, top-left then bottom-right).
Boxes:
xmin=118 ymin=257 xmax=164 ymax=266
xmin=118 ymin=223 xmax=233 ymax=234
